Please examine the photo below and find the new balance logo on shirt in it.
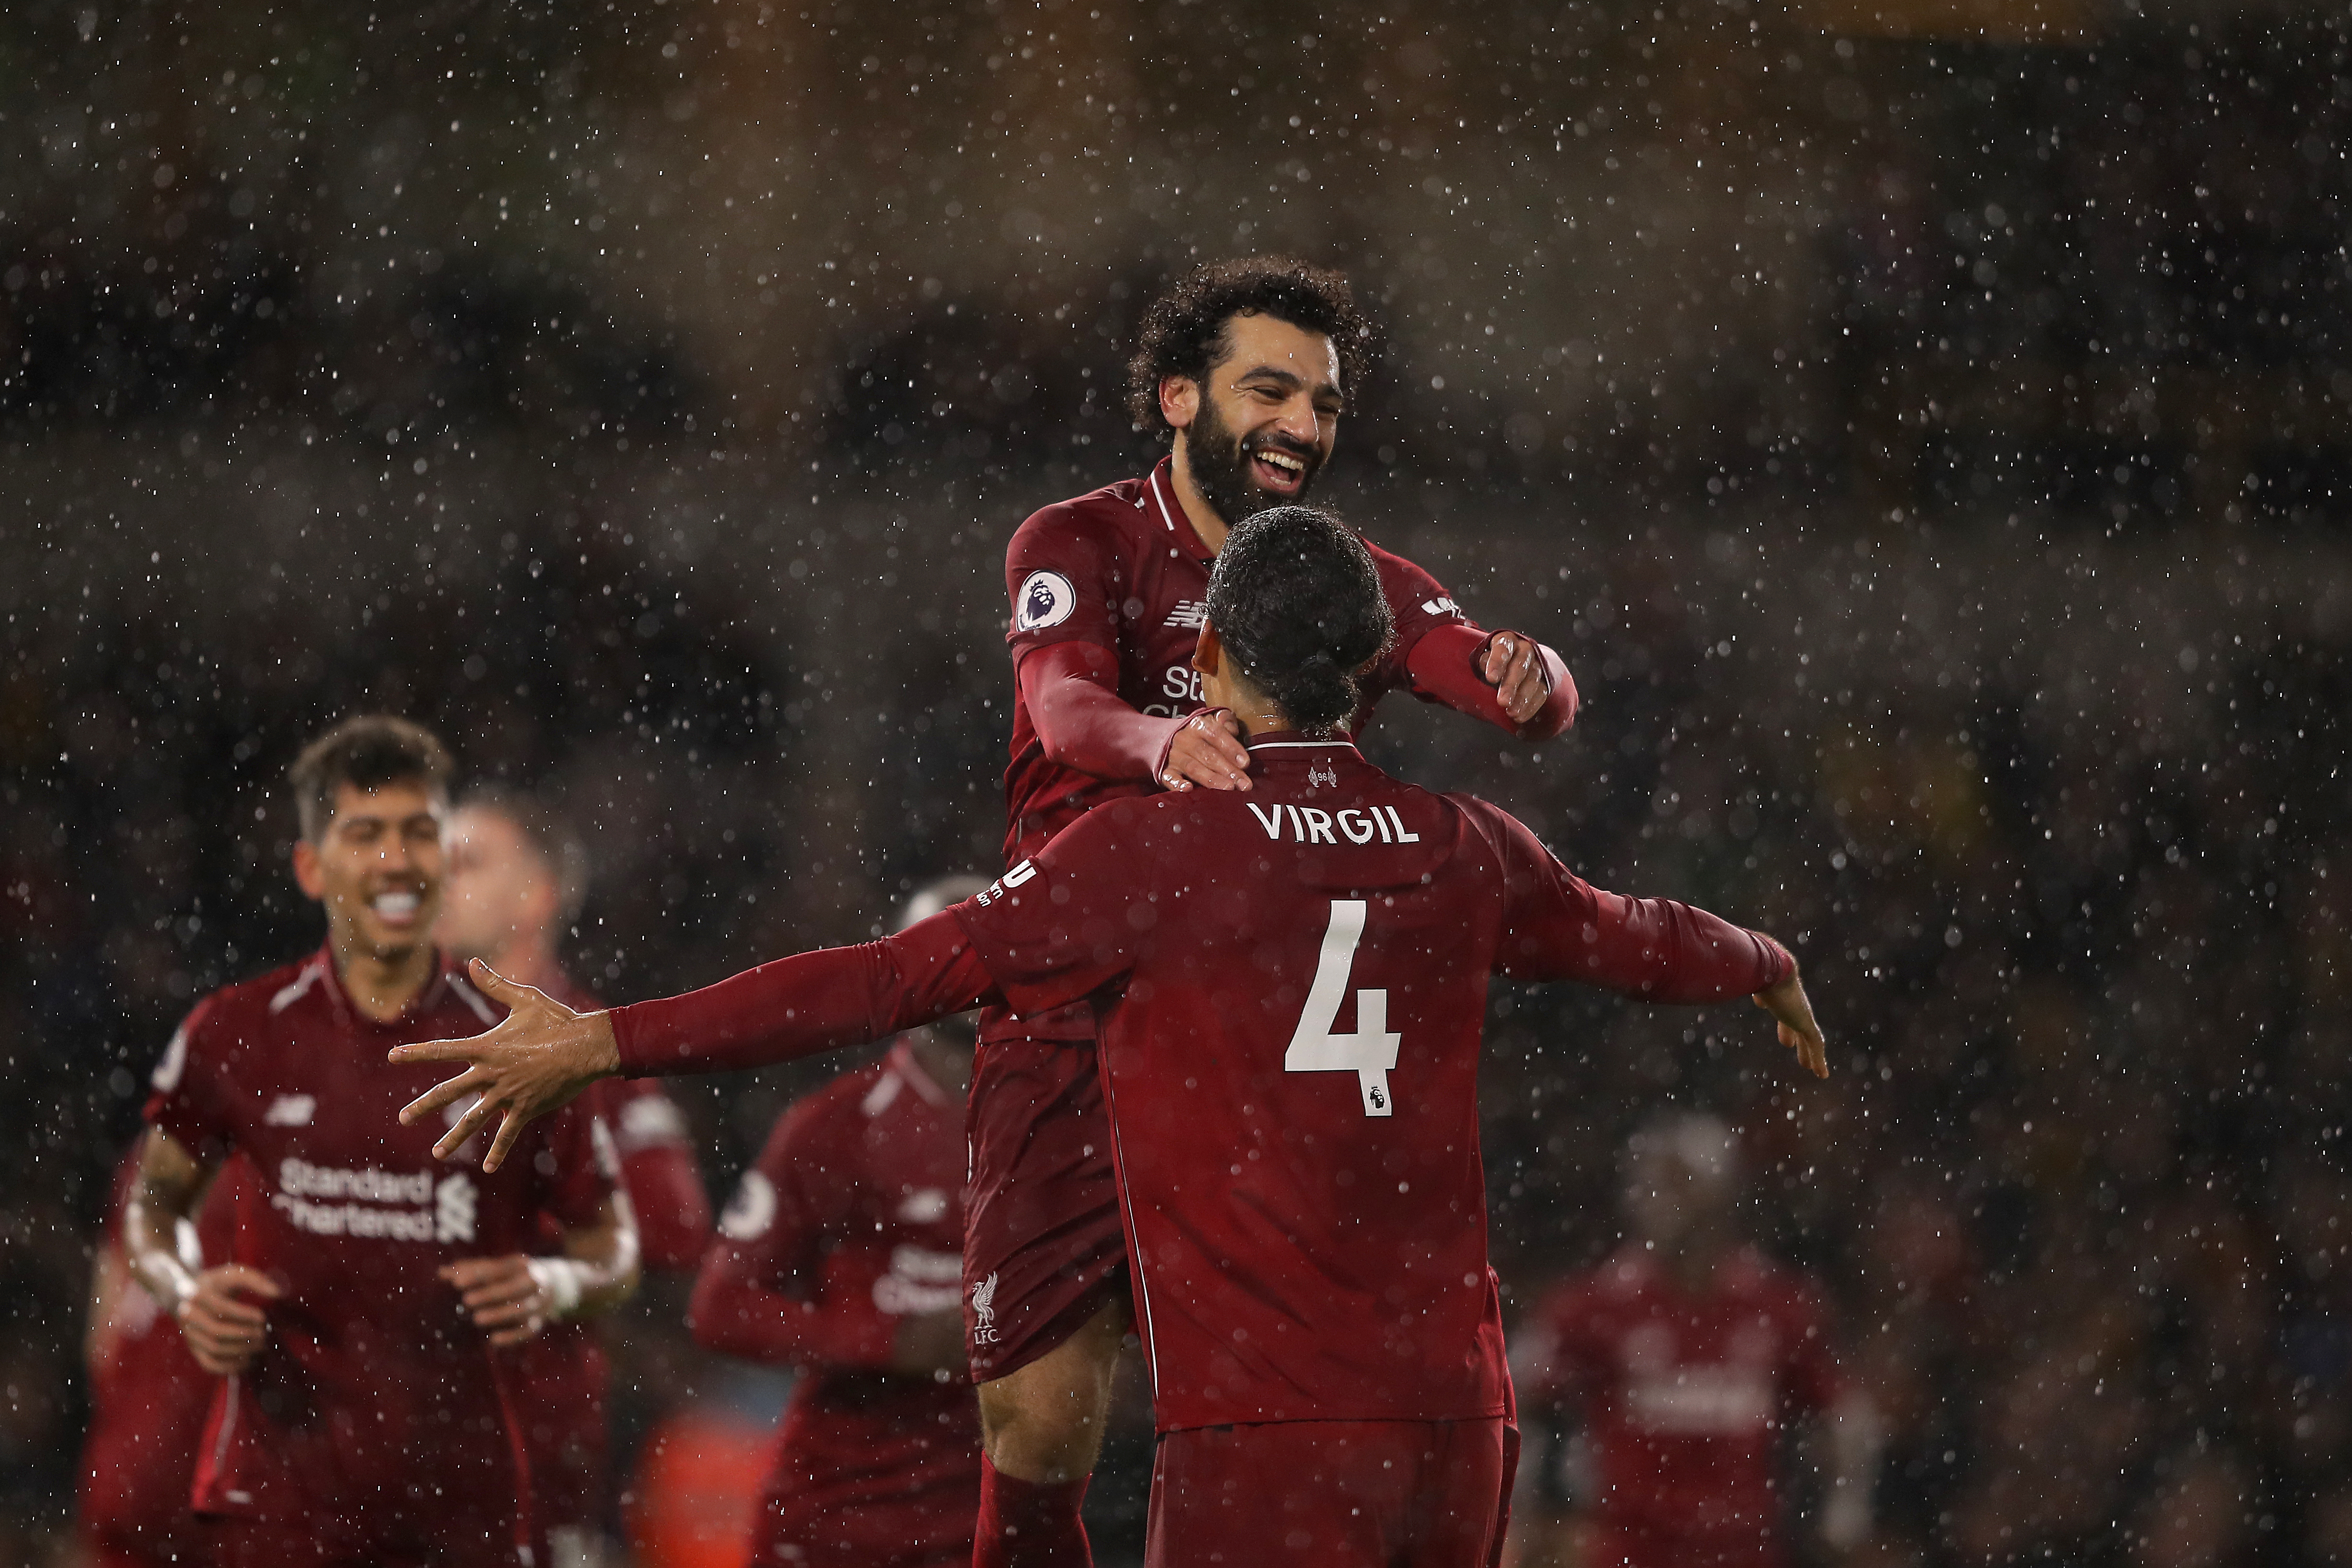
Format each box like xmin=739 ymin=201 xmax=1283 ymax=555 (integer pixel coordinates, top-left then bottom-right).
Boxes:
xmin=264 ymin=1093 xmax=316 ymax=1126
xmin=1163 ymin=599 xmax=1210 ymax=630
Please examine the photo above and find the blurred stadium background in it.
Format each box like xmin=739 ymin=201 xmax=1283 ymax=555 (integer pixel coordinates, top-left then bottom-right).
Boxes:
xmin=3 ymin=0 xmax=2348 ymax=1563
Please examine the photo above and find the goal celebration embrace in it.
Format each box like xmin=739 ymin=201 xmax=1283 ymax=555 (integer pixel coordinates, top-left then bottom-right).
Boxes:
xmin=102 ymin=258 xmax=1840 ymax=1568
xmin=388 ymin=258 xmax=1833 ymax=1568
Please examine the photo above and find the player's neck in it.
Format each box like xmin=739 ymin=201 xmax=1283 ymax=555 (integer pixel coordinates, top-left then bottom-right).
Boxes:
xmin=1166 ymin=441 xmax=1230 ymax=555
xmin=329 ymin=933 xmax=438 ymax=1022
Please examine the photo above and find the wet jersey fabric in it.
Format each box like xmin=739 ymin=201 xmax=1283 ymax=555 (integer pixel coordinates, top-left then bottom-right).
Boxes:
xmin=954 ymin=737 xmax=1789 ymax=1431
xmin=998 ymin=458 xmax=1478 ymax=936
xmin=973 ymin=458 xmax=1494 ymax=1380
xmin=693 ymin=1040 xmax=980 ymax=1567
xmin=78 ymin=1145 xmax=253 ymax=1568
xmin=1519 ymin=1247 xmax=1846 ymax=1568
xmin=142 ymin=946 xmax=617 ymax=1544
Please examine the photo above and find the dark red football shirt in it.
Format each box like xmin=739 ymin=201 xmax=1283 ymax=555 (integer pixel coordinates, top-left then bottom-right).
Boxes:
xmin=1001 ymin=458 xmax=1483 ymax=874
xmin=605 ymin=746 xmax=1786 ymax=1434
xmin=953 ymin=737 xmax=1791 ymax=1432
xmin=142 ymin=947 xmax=618 ymax=1527
xmin=1518 ymin=1247 xmax=1848 ymax=1568
xmin=690 ymin=1041 xmax=978 ymax=1565
xmin=78 ymin=1143 xmax=252 ymax=1563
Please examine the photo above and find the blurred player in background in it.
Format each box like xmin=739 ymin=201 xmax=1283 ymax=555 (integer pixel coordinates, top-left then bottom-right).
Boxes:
xmin=690 ymin=875 xmax=990 ymax=1568
xmin=1511 ymin=1112 xmax=1881 ymax=1568
xmin=76 ymin=1145 xmax=253 ymax=1568
xmin=124 ymin=716 xmax=641 ymax=1568
xmin=393 ymin=507 xmax=1828 ymax=1567
xmin=440 ymin=788 xmax=714 ymax=1567
xmin=973 ymin=256 xmax=1581 ymax=1563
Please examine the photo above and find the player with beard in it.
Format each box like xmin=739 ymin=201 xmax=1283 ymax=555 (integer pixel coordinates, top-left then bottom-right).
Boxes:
xmin=124 ymin=717 xmax=640 ymax=1568
xmin=966 ymin=257 xmax=1579 ymax=1563
xmin=387 ymin=506 xmax=1827 ymax=1568
xmin=439 ymin=789 xmax=714 ymax=1567
xmin=690 ymin=876 xmax=990 ymax=1568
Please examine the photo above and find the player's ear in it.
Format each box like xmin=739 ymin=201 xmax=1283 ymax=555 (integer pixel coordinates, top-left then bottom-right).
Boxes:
xmin=291 ymin=836 xmax=326 ymax=900
xmin=1159 ymin=374 xmax=1199 ymax=432
xmin=1192 ymin=621 xmax=1223 ymax=679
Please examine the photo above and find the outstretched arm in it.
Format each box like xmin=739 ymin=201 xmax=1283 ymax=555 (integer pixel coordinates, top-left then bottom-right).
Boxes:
xmin=393 ymin=913 xmax=998 ymax=1172
xmin=1479 ymin=801 xmax=1825 ymax=1076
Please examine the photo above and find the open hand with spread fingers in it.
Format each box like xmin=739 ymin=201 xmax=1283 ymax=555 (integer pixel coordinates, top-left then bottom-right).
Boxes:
xmin=389 ymin=960 xmax=621 ymax=1172
xmin=1754 ymin=964 xmax=1830 ymax=1079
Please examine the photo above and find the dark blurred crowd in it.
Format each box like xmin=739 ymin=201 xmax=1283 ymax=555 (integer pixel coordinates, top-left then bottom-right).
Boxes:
xmin=4 ymin=3 xmax=2351 ymax=1565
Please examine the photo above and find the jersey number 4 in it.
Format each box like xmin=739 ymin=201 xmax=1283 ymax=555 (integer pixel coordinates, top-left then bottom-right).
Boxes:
xmin=1285 ymin=899 xmax=1402 ymax=1117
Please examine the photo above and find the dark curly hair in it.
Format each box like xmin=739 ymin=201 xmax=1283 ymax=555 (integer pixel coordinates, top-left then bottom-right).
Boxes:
xmin=1205 ymin=506 xmax=1394 ymax=735
xmin=288 ymin=714 xmax=453 ymax=843
xmin=1124 ymin=257 xmax=1374 ymax=431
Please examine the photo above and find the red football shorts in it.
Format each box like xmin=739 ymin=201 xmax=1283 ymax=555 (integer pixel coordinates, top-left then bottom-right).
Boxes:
xmin=1143 ymin=1417 xmax=1515 ymax=1568
xmin=961 ymin=1032 xmax=1130 ymax=1382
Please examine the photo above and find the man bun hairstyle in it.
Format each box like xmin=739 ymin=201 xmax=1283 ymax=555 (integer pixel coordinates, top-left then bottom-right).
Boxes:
xmin=1205 ymin=507 xmax=1393 ymax=736
xmin=288 ymin=714 xmax=453 ymax=844
xmin=1125 ymin=256 xmax=1374 ymax=432
xmin=461 ymin=787 xmax=591 ymax=927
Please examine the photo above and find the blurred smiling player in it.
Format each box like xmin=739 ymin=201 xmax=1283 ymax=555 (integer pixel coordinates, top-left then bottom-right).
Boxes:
xmin=124 ymin=717 xmax=640 ymax=1568
xmin=972 ymin=256 xmax=1580 ymax=1562
xmin=440 ymin=788 xmax=713 ymax=1567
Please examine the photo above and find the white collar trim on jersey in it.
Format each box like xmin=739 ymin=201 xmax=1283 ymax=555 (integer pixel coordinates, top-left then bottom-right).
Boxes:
xmin=1249 ymin=740 xmax=1360 ymax=752
xmin=1148 ymin=465 xmax=1183 ymax=539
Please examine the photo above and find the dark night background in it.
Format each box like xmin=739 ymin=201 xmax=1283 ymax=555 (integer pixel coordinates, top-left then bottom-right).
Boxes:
xmin=3 ymin=2 xmax=2349 ymax=1563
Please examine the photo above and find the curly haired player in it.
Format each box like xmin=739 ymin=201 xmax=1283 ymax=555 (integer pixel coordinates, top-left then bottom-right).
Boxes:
xmin=964 ymin=258 xmax=1577 ymax=1563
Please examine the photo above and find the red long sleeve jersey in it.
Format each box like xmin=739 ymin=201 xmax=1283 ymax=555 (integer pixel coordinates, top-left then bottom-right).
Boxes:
xmin=144 ymin=948 xmax=618 ymax=1524
xmin=1517 ymin=1248 xmax=1848 ymax=1568
xmin=691 ymin=1042 xmax=978 ymax=1563
xmin=615 ymin=738 xmax=1789 ymax=1433
xmin=956 ymin=738 xmax=1789 ymax=1431
xmin=1002 ymin=459 xmax=1494 ymax=874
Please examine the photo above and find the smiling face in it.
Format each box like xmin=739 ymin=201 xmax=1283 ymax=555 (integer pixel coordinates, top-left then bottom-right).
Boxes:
xmin=292 ymin=780 xmax=445 ymax=967
xmin=1165 ymin=311 xmax=1344 ymax=523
